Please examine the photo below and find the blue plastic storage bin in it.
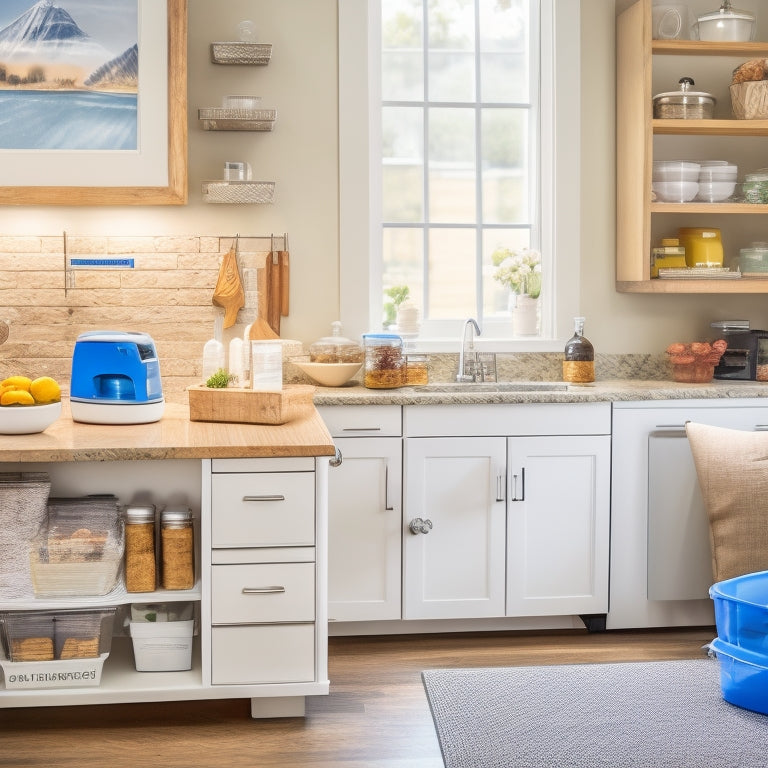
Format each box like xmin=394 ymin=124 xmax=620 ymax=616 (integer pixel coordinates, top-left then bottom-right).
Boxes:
xmin=709 ymin=637 xmax=768 ymax=715
xmin=709 ymin=570 xmax=768 ymax=654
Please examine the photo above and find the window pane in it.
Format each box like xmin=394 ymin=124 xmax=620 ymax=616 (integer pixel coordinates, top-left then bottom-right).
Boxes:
xmin=482 ymin=228 xmax=530 ymax=318
xmin=383 ymin=228 xmax=424 ymax=325
xmin=479 ymin=0 xmax=529 ymax=103
xmin=383 ymin=51 xmax=424 ymax=101
xmin=428 ymin=107 xmax=476 ymax=224
xmin=429 ymin=51 xmax=475 ymax=102
xmin=428 ymin=228 xmax=476 ymax=319
xmin=382 ymin=0 xmax=424 ymax=101
xmin=481 ymin=108 xmax=529 ymax=224
xmin=382 ymin=107 xmax=424 ymax=223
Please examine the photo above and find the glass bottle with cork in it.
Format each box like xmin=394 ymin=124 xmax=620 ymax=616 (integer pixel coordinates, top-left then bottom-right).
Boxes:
xmin=563 ymin=316 xmax=595 ymax=383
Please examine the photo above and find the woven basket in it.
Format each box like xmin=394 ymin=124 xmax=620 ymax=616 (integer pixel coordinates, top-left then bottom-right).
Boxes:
xmin=730 ymin=81 xmax=768 ymax=120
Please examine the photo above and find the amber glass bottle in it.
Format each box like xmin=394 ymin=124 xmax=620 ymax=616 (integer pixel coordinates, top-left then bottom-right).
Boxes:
xmin=563 ymin=316 xmax=595 ymax=383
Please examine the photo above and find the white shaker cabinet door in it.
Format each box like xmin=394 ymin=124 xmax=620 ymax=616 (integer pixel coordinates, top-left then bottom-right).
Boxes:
xmin=506 ymin=435 xmax=610 ymax=617
xmin=327 ymin=437 xmax=402 ymax=622
xmin=403 ymin=437 xmax=507 ymax=620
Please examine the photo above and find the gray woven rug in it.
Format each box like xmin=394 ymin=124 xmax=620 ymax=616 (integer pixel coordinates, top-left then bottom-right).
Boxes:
xmin=422 ymin=658 xmax=768 ymax=768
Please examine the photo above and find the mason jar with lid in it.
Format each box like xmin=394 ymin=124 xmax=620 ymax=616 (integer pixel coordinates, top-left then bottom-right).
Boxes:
xmin=161 ymin=507 xmax=194 ymax=590
xmin=363 ymin=333 xmax=405 ymax=389
xmin=124 ymin=504 xmax=156 ymax=593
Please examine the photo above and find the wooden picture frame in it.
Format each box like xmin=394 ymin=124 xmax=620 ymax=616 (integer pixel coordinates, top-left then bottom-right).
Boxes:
xmin=0 ymin=0 xmax=188 ymax=206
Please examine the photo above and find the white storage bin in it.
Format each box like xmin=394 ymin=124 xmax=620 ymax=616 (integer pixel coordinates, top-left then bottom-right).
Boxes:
xmin=129 ymin=619 xmax=194 ymax=672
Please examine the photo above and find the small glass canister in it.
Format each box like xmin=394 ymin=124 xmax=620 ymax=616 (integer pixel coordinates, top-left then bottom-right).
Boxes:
xmin=124 ymin=504 xmax=157 ymax=593
xmin=405 ymin=353 xmax=429 ymax=385
xmin=161 ymin=507 xmax=194 ymax=590
xmin=363 ymin=333 xmax=405 ymax=388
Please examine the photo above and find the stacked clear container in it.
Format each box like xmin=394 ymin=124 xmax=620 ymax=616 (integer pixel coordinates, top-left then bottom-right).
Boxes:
xmin=362 ymin=333 xmax=405 ymax=389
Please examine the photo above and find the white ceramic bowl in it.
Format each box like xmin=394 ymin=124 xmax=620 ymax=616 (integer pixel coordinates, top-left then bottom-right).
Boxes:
xmin=293 ymin=361 xmax=362 ymax=387
xmin=652 ymin=180 xmax=699 ymax=202
xmin=695 ymin=181 xmax=737 ymax=202
xmin=652 ymin=161 xmax=700 ymax=183
xmin=0 ymin=401 xmax=62 ymax=435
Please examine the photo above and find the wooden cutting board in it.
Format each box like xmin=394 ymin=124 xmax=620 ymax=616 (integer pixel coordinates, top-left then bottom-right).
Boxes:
xmin=212 ymin=243 xmax=245 ymax=328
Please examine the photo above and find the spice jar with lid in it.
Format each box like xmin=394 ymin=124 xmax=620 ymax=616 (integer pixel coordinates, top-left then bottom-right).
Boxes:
xmin=363 ymin=333 xmax=405 ymax=389
xmin=124 ymin=504 xmax=157 ymax=593
xmin=161 ymin=507 xmax=194 ymax=590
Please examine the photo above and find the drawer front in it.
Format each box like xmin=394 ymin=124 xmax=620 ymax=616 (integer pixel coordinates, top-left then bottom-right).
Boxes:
xmin=211 ymin=624 xmax=315 ymax=685
xmin=318 ymin=405 xmax=402 ymax=437
xmin=212 ymin=563 xmax=315 ymax=624
xmin=211 ymin=472 xmax=315 ymax=547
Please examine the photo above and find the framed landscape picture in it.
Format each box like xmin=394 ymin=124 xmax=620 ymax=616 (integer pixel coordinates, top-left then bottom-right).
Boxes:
xmin=0 ymin=0 xmax=187 ymax=205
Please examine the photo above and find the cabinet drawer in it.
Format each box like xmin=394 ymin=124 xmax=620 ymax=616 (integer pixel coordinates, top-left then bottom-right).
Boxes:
xmin=212 ymin=563 xmax=315 ymax=624
xmin=318 ymin=405 xmax=402 ymax=437
xmin=211 ymin=472 xmax=315 ymax=547
xmin=211 ymin=624 xmax=315 ymax=685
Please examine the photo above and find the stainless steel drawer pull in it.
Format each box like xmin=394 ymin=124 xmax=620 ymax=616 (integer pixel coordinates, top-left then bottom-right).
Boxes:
xmin=242 ymin=586 xmax=286 ymax=594
xmin=342 ymin=427 xmax=382 ymax=432
xmin=242 ymin=494 xmax=285 ymax=502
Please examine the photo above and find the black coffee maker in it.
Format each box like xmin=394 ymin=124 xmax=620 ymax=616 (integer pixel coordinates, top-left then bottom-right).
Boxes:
xmin=711 ymin=321 xmax=768 ymax=380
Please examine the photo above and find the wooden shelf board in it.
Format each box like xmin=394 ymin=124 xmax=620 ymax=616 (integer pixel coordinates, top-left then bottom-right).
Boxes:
xmin=653 ymin=119 xmax=768 ymax=136
xmin=650 ymin=202 xmax=768 ymax=214
xmin=652 ymin=40 xmax=768 ymax=56
xmin=617 ymin=278 xmax=768 ymax=294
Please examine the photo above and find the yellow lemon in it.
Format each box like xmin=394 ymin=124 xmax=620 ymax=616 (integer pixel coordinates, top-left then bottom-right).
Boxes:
xmin=30 ymin=376 xmax=61 ymax=404
xmin=1 ymin=389 xmax=35 ymax=405
xmin=1 ymin=376 xmax=32 ymax=392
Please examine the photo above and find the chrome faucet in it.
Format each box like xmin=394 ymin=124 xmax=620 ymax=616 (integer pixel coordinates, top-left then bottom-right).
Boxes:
xmin=456 ymin=318 xmax=481 ymax=382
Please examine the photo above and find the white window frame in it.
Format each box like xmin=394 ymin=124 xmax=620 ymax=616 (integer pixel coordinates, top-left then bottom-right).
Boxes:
xmin=339 ymin=0 xmax=581 ymax=352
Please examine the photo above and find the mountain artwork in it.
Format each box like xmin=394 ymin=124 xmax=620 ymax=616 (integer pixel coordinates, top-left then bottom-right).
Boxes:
xmin=0 ymin=0 xmax=139 ymax=151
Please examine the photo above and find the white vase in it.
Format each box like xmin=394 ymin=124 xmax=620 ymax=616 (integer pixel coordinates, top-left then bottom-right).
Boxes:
xmin=510 ymin=294 xmax=539 ymax=336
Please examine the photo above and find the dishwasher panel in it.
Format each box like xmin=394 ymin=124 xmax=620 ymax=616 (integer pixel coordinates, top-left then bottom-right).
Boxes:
xmin=647 ymin=431 xmax=713 ymax=601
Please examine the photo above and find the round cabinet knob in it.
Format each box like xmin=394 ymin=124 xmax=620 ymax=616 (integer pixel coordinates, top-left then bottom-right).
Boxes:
xmin=408 ymin=517 xmax=433 ymax=535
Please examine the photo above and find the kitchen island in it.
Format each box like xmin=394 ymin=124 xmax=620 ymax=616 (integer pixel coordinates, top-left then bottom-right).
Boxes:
xmin=0 ymin=402 xmax=336 ymax=718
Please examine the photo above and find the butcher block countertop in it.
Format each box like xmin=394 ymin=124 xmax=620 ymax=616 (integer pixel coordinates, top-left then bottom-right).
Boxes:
xmin=0 ymin=402 xmax=336 ymax=463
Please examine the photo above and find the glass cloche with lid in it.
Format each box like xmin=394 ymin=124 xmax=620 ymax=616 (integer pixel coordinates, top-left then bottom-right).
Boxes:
xmin=309 ymin=321 xmax=363 ymax=364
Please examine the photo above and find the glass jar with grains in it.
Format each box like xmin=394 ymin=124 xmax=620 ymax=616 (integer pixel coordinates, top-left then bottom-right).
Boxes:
xmin=124 ymin=504 xmax=157 ymax=593
xmin=161 ymin=507 xmax=194 ymax=590
xmin=363 ymin=333 xmax=405 ymax=389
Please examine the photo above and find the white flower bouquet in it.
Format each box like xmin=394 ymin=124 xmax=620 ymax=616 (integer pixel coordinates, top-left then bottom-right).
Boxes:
xmin=491 ymin=247 xmax=542 ymax=298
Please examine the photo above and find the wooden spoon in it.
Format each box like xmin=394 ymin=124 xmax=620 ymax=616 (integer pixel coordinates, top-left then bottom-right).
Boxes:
xmin=248 ymin=266 xmax=279 ymax=340
xmin=212 ymin=239 xmax=245 ymax=328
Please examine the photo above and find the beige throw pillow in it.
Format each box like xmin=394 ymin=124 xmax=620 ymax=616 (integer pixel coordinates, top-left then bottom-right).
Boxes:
xmin=686 ymin=422 xmax=768 ymax=582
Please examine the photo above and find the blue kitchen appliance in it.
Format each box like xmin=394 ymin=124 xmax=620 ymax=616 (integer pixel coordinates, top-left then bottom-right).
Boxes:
xmin=70 ymin=331 xmax=165 ymax=424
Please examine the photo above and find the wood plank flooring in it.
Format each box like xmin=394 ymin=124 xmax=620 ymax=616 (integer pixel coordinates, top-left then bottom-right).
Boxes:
xmin=0 ymin=627 xmax=715 ymax=768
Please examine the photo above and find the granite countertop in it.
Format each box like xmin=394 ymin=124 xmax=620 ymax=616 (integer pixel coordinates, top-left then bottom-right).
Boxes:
xmin=312 ymin=379 xmax=768 ymax=406
xmin=0 ymin=402 xmax=336 ymax=463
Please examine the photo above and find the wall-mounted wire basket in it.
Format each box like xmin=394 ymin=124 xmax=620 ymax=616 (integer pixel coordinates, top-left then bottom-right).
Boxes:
xmin=210 ymin=42 xmax=272 ymax=65
xmin=202 ymin=181 xmax=276 ymax=204
xmin=198 ymin=107 xmax=276 ymax=131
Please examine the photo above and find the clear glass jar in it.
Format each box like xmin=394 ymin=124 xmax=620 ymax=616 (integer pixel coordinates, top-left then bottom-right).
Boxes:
xmin=563 ymin=317 xmax=595 ymax=383
xmin=363 ymin=333 xmax=405 ymax=389
xmin=161 ymin=507 xmax=194 ymax=590
xmin=124 ymin=505 xmax=156 ymax=593
xmin=405 ymin=353 xmax=429 ymax=385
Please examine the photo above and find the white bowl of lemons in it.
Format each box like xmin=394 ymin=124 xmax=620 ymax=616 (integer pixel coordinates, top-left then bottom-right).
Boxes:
xmin=0 ymin=376 xmax=62 ymax=434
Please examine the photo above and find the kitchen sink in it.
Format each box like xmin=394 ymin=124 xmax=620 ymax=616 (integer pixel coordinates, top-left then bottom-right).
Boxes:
xmin=405 ymin=381 xmax=569 ymax=393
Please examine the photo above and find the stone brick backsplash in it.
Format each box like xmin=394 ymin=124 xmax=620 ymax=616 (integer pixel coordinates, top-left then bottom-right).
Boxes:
xmin=0 ymin=235 xmax=282 ymax=405
xmin=0 ymin=233 xmax=671 ymax=406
